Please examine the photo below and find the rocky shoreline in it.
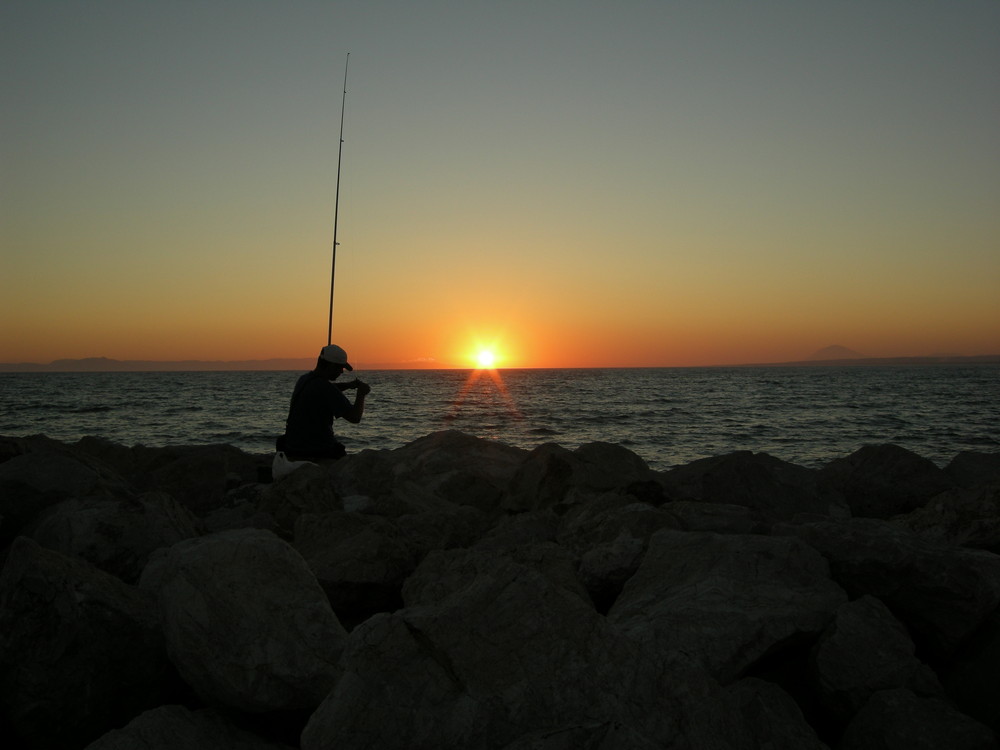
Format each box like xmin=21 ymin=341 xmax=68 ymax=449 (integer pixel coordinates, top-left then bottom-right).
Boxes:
xmin=1 ymin=431 xmax=999 ymax=749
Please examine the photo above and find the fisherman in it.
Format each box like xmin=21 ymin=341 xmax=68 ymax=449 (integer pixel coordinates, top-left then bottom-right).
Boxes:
xmin=278 ymin=344 xmax=370 ymax=461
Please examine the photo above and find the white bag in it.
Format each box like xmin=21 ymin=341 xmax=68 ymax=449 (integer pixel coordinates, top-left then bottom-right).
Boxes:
xmin=272 ymin=451 xmax=316 ymax=481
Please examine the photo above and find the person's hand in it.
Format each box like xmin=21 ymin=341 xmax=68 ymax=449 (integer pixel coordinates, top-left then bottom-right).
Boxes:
xmin=357 ymin=381 xmax=371 ymax=396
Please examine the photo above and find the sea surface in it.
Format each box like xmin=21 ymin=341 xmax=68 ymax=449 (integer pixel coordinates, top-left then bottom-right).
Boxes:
xmin=1 ymin=366 xmax=998 ymax=471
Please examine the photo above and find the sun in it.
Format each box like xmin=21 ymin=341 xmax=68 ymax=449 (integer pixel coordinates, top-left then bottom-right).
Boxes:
xmin=475 ymin=349 xmax=497 ymax=369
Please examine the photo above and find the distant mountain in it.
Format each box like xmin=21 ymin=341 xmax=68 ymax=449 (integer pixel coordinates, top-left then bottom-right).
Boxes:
xmin=807 ymin=345 xmax=868 ymax=361
xmin=0 ymin=357 xmax=316 ymax=373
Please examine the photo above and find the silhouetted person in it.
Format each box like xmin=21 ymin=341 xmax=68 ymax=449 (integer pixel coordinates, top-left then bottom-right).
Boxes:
xmin=279 ymin=344 xmax=370 ymax=461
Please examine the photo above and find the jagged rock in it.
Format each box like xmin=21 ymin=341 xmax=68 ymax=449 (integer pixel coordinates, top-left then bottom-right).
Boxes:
xmin=838 ymin=688 xmax=996 ymax=750
xmin=140 ymin=528 xmax=346 ymax=713
xmin=302 ymin=552 xmax=716 ymax=750
xmin=682 ymin=677 xmax=830 ymax=750
xmin=505 ymin=441 xmax=654 ymax=513
xmin=657 ymin=450 xmax=848 ymax=521
xmin=946 ymin=451 xmax=1000 ymax=489
xmin=662 ymin=499 xmax=765 ymax=534
xmin=556 ymin=493 xmax=679 ymax=557
xmin=26 ymin=491 xmax=200 ymax=583
xmin=475 ymin=508 xmax=561 ymax=549
xmin=811 ymin=595 xmax=943 ymax=723
xmin=775 ymin=518 xmax=1000 ymax=658
xmin=0 ymin=443 xmax=129 ymax=544
xmin=396 ymin=505 xmax=495 ymax=561
xmin=818 ymin=443 xmax=954 ymax=518
xmin=258 ymin=462 xmax=340 ymax=536
xmin=609 ymin=529 xmax=847 ymax=682
xmin=894 ymin=483 xmax=1000 ymax=552
xmin=0 ymin=537 xmax=172 ymax=750
xmin=333 ymin=431 xmax=528 ymax=514
xmin=499 ymin=722 xmax=665 ymax=749
xmin=404 ymin=545 xmax=590 ymax=608
xmin=293 ymin=511 xmax=416 ymax=626
xmin=83 ymin=704 xmax=295 ymax=750
xmin=114 ymin=443 xmax=264 ymax=514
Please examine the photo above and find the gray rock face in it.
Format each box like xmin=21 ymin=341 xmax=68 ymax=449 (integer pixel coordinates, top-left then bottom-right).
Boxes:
xmin=818 ymin=443 xmax=954 ymax=518
xmin=895 ymin=483 xmax=1000 ymax=552
xmin=812 ymin=595 xmax=943 ymax=722
xmin=0 ymin=537 xmax=171 ymax=749
xmin=609 ymin=529 xmax=847 ymax=682
xmin=27 ymin=491 xmax=200 ymax=583
xmin=302 ymin=551 xmax=713 ymax=750
xmin=659 ymin=450 xmax=849 ymax=521
xmin=777 ymin=518 xmax=1000 ymax=658
xmin=140 ymin=529 xmax=347 ymax=712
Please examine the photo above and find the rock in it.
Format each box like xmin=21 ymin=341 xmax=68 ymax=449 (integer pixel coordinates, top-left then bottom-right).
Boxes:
xmin=101 ymin=443 xmax=264 ymax=514
xmin=946 ymin=451 xmax=1000 ymax=489
xmin=83 ymin=704 xmax=295 ymax=750
xmin=396 ymin=505 xmax=495 ymax=561
xmin=504 ymin=441 xmax=654 ymax=513
xmin=302 ymin=552 xmax=714 ymax=749
xmin=140 ymin=528 xmax=347 ymax=712
xmin=0 ymin=537 xmax=172 ymax=750
xmin=333 ymin=431 xmax=528 ymax=514
xmin=683 ymin=677 xmax=830 ymax=750
xmin=293 ymin=511 xmax=416 ymax=627
xmin=894 ymin=483 xmax=1000 ymax=552
xmin=27 ymin=491 xmax=200 ymax=583
xmin=838 ymin=688 xmax=997 ymax=750
xmin=811 ymin=595 xmax=943 ymax=723
xmin=817 ymin=444 xmax=954 ymax=518
xmin=0 ymin=444 xmax=129 ymax=545
xmin=776 ymin=518 xmax=1000 ymax=658
xmin=662 ymin=499 xmax=765 ymax=534
xmin=499 ymin=722 xmax=665 ymax=749
xmin=658 ymin=450 xmax=848 ymax=522
xmin=258 ymin=462 xmax=340 ymax=536
xmin=609 ymin=529 xmax=847 ymax=682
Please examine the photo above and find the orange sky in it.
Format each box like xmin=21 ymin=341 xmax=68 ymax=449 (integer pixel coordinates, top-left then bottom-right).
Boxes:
xmin=3 ymin=2 xmax=998 ymax=369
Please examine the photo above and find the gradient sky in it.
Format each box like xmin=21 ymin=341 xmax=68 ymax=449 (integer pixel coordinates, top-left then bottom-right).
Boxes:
xmin=3 ymin=0 xmax=998 ymax=368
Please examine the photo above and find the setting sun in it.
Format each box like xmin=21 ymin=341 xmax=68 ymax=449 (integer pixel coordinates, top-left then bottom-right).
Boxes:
xmin=475 ymin=349 xmax=497 ymax=369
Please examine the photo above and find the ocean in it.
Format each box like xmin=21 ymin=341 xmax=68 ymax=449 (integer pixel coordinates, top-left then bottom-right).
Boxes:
xmin=1 ymin=365 xmax=997 ymax=471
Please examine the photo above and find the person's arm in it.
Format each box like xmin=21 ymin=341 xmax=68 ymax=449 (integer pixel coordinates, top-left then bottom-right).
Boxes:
xmin=340 ymin=380 xmax=370 ymax=423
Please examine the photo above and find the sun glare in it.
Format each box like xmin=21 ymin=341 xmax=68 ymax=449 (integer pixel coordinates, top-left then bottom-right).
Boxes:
xmin=475 ymin=349 xmax=497 ymax=369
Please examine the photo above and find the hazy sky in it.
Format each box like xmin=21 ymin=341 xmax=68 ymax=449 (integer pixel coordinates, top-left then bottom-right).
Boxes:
xmin=3 ymin=0 xmax=998 ymax=368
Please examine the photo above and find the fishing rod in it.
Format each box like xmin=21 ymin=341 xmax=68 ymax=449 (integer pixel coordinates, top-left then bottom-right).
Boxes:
xmin=327 ymin=52 xmax=350 ymax=346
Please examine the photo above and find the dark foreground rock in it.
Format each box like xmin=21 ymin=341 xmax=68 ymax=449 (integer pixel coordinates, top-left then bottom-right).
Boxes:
xmin=0 ymin=432 xmax=997 ymax=749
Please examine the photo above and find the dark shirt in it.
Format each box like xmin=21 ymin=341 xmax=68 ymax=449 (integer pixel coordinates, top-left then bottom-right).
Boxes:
xmin=283 ymin=371 xmax=352 ymax=455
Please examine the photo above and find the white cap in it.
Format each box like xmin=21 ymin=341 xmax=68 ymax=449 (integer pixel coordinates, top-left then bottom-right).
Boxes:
xmin=319 ymin=344 xmax=353 ymax=370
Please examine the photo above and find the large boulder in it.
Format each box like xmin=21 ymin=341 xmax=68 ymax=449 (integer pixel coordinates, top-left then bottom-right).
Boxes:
xmin=811 ymin=595 xmax=943 ymax=723
xmin=504 ymin=441 xmax=654 ymax=513
xmin=140 ymin=528 xmax=347 ymax=712
xmin=0 ymin=537 xmax=172 ymax=750
xmin=658 ymin=450 xmax=848 ymax=522
xmin=293 ymin=511 xmax=416 ymax=627
xmin=608 ymin=529 xmax=847 ymax=682
xmin=26 ymin=491 xmax=200 ymax=583
xmin=776 ymin=518 xmax=1000 ymax=658
xmin=333 ymin=431 xmax=528 ymax=514
xmin=0 ymin=441 xmax=129 ymax=545
xmin=258 ymin=462 xmax=340 ymax=536
xmin=302 ymin=551 xmax=715 ymax=749
xmin=817 ymin=444 xmax=954 ymax=518
xmin=838 ymin=688 xmax=996 ymax=750
xmin=944 ymin=611 xmax=1000 ymax=734
xmin=83 ymin=704 xmax=295 ymax=750
xmin=894 ymin=483 xmax=1000 ymax=552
